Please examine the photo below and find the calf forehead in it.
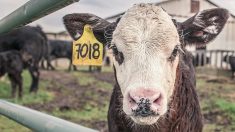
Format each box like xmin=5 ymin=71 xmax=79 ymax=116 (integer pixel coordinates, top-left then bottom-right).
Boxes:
xmin=113 ymin=4 xmax=179 ymax=53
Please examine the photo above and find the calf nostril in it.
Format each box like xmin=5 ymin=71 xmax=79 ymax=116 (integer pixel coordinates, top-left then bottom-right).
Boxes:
xmin=128 ymin=93 xmax=136 ymax=104
xmin=132 ymin=98 xmax=155 ymax=117
xmin=153 ymin=94 xmax=162 ymax=105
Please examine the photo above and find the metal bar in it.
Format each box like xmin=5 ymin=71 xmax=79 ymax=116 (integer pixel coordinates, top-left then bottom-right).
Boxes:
xmin=0 ymin=0 xmax=79 ymax=34
xmin=209 ymin=51 xmax=212 ymax=67
xmin=203 ymin=51 xmax=206 ymax=67
xmin=220 ymin=51 xmax=223 ymax=69
xmin=215 ymin=51 xmax=218 ymax=69
xmin=198 ymin=52 xmax=202 ymax=66
xmin=226 ymin=51 xmax=229 ymax=69
xmin=0 ymin=100 xmax=98 ymax=132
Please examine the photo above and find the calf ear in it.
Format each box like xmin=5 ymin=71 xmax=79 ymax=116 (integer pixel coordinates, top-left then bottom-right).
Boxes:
xmin=63 ymin=13 xmax=117 ymax=45
xmin=178 ymin=8 xmax=229 ymax=46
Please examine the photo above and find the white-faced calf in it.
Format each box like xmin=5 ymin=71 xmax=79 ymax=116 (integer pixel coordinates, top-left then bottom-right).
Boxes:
xmin=63 ymin=4 xmax=229 ymax=132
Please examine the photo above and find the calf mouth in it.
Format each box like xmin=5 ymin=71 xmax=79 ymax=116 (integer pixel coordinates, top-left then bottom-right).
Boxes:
xmin=130 ymin=98 xmax=160 ymax=125
xmin=132 ymin=98 xmax=157 ymax=117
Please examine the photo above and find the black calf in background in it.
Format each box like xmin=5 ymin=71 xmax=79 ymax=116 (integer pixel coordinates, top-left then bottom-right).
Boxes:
xmin=0 ymin=26 xmax=47 ymax=92
xmin=0 ymin=50 xmax=23 ymax=98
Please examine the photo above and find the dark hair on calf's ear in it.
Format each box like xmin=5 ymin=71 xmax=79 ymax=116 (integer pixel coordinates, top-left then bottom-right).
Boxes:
xmin=63 ymin=13 xmax=119 ymax=46
xmin=178 ymin=8 xmax=229 ymax=47
xmin=63 ymin=13 xmax=111 ymax=42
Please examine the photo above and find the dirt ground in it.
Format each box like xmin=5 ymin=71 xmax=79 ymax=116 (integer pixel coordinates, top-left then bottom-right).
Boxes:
xmin=12 ymin=68 xmax=235 ymax=132
xmin=25 ymin=70 xmax=114 ymax=131
xmin=196 ymin=74 xmax=235 ymax=131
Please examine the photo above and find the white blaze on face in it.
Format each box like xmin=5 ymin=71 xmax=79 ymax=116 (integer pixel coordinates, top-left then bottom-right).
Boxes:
xmin=112 ymin=4 xmax=180 ymax=125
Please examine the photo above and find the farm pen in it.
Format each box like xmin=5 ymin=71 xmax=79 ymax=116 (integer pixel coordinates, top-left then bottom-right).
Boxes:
xmin=0 ymin=0 xmax=98 ymax=131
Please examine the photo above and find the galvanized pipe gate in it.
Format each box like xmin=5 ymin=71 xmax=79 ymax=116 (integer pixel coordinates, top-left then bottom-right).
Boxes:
xmin=0 ymin=0 xmax=98 ymax=131
xmin=0 ymin=0 xmax=78 ymax=34
xmin=0 ymin=100 xmax=97 ymax=132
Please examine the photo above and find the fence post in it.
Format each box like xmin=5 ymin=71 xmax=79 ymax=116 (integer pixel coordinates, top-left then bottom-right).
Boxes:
xmin=203 ymin=50 xmax=207 ymax=67
xmin=209 ymin=50 xmax=212 ymax=67
xmin=0 ymin=0 xmax=79 ymax=34
xmin=220 ymin=51 xmax=223 ymax=69
xmin=215 ymin=50 xmax=218 ymax=69
xmin=0 ymin=100 xmax=98 ymax=132
xmin=225 ymin=51 xmax=229 ymax=69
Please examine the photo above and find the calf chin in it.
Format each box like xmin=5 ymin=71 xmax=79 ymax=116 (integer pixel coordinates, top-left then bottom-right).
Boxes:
xmin=131 ymin=116 xmax=160 ymax=125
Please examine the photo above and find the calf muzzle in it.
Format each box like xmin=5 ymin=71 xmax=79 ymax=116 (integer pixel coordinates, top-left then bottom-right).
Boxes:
xmin=132 ymin=98 xmax=156 ymax=117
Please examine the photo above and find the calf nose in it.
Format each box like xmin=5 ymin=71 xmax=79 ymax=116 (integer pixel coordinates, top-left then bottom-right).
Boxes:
xmin=127 ymin=89 xmax=162 ymax=116
xmin=128 ymin=89 xmax=162 ymax=105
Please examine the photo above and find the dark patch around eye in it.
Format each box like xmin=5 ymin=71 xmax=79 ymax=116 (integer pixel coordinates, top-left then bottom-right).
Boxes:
xmin=168 ymin=48 xmax=178 ymax=62
xmin=112 ymin=46 xmax=124 ymax=65
xmin=115 ymin=52 xmax=124 ymax=65
xmin=168 ymin=45 xmax=184 ymax=62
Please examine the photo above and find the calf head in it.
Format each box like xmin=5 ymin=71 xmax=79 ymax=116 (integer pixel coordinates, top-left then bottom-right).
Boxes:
xmin=64 ymin=4 xmax=229 ymax=125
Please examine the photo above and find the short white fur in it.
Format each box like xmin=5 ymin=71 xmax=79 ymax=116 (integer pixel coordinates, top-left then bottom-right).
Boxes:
xmin=111 ymin=4 xmax=180 ymax=125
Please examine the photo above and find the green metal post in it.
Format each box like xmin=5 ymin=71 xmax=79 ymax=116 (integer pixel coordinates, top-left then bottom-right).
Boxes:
xmin=0 ymin=0 xmax=79 ymax=34
xmin=0 ymin=100 xmax=98 ymax=132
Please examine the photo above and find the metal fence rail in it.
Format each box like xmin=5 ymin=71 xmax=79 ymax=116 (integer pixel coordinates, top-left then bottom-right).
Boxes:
xmin=192 ymin=50 xmax=235 ymax=69
xmin=0 ymin=0 xmax=99 ymax=131
xmin=0 ymin=100 xmax=98 ymax=132
xmin=0 ymin=0 xmax=79 ymax=34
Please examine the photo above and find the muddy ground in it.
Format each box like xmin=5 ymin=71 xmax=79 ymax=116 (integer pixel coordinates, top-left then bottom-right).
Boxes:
xmin=16 ymin=69 xmax=235 ymax=131
xmin=26 ymin=70 xmax=115 ymax=131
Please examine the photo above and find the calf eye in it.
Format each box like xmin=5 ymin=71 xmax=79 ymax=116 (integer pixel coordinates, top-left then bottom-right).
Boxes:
xmin=109 ymin=44 xmax=124 ymax=65
xmin=168 ymin=44 xmax=184 ymax=62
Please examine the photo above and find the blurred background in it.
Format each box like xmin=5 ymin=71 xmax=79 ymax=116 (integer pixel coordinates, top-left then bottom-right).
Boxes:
xmin=0 ymin=0 xmax=235 ymax=132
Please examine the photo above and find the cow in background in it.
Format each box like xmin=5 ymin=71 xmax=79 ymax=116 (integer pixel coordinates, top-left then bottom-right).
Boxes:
xmin=41 ymin=40 xmax=77 ymax=71
xmin=0 ymin=26 xmax=48 ymax=93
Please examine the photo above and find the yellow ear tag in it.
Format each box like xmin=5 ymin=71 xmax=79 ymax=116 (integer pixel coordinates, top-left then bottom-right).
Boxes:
xmin=72 ymin=25 xmax=103 ymax=66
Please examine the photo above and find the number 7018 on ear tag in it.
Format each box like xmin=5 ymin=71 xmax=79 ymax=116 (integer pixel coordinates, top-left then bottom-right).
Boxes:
xmin=72 ymin=25 xmax=103 ymax=66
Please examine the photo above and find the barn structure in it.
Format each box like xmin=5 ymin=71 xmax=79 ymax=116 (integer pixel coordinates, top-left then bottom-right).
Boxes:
xmin=106 ymin=0 xmax=235 ymax=68
xmin=46 ymin=31 xmax=71 ymax=41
